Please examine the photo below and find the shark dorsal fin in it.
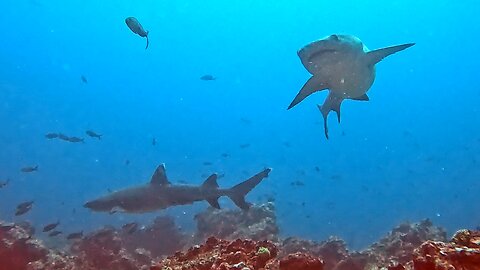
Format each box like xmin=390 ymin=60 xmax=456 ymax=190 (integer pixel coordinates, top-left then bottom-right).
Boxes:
xmin=202 ymin=174 xmax=219 ymax=188
xmin=150 ymin=163 xmax=170 ymax=186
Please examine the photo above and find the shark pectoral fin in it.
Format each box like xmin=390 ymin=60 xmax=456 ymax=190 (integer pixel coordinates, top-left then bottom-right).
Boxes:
xmin=202 ymin=174 xmax=219 ymax=188
xmin=150 ymin=163 xmax=170 ymax=186
xmin=206 ymin=197 xmax=221 ymax=209
xmin=145 ymin=32 xmax=149 ymax=50
xmin=288 ymin=76 xmax=327 ymax=110
xmin=318 ymin=93 xmax=344 ymax=139
xmin=366 ymin=43 xmax=415 ymax=65
xmin=351 ymin=94 xmax=369 ymax=101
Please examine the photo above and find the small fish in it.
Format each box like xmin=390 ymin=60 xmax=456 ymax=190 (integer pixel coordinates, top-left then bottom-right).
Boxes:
xmin=0 ymin=179 xmax=10 ymax=189
xmin=48 ymin=230 xmax=62 ymax=237
xmin=0 ymin=223 xmax=15 ymax=231
xmin=240 ymin=143 xmax=250 ymax=149
xmin=58 ymin=133 xmax=70 ymax=141
xmin=290 ymin=180 xmax=305 ymax=186
xmin=330 ymin=174 xmax=342 ymax=180
xmin=86 ymin=130 xmax=102 ymax=140
xmin=45 ymin=133 xmax=59 ymax=139
xmin=152 ymin=138 xmax=156 ymax=146
xmin=66 ymin=231 xmax=83 ymax=240
xmin=221 ymin=153 xmax=230 ymax=158
xmin=42 ymin=221 xmax=60 ymax=232
xmin=122 ymin=222 xmax=138 ymax=234
xmin=125 ymin=17 xmax=149 ymax=49
xmin=66 ymin=137 xmax=84 ymax=143
xmin=283 ymin=141 xmax=291 ymax=148
xmin=125 ymin=160 xmax=130 ymax=166
xmin=15 ymin=201 xmax=34 ymax=216
xmin=314 ymin=166 xmax=320 ymax=172
xmin=200 ymin=75 xmax=216 ymax=81
xmin=81 ymin=75 xmax=88 ymax=84
xmin=203 ymin=161 xmax=213 ymax=166
xmin=21 ymin=166 xmax=38 ymax=173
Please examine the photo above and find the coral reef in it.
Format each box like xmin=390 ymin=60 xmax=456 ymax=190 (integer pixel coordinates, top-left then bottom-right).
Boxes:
xmin=194 ymin=202 xmax=279 ymax=242
xmin=0 ymin=221 xmax=77 ymax=270
xmin=2 ymin=208 xmax=479 ymax=270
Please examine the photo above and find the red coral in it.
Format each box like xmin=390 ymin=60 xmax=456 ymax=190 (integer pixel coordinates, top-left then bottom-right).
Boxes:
xmin=279 ymin=252 xmax=324 ymax=270
xmin=152 ymin=237 xmax=278 ymax=270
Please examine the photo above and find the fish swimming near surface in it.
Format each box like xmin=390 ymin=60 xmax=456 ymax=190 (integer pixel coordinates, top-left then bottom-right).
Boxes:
xmin=81 ymin=75 xmax=88 ymax=84
xmin=287 ymin=34 xmax=415 ymax=139
xmin=45 ymin=133 xmax=59 ymax=139
xmin=21 ymin=166 xmax=38 ymax=173
xmin=42 ymin=221 xmax=60 ymax=232
xmin=86 ymin=130 xmax=102 ymax=140
xmin=125 ymin=17 xmax=149 ymax=49
xmin=15 ymin=201 xmax=34 ymax=216
xmin=66 ymin=231 xmax=83 ymax=240
xmin=84 ymin=164 xmax=271 ymax=213
xmin=200 ymin=74 xmax=216 ymax=81
xmin=58 ymin=133 xmax=70 ymax=141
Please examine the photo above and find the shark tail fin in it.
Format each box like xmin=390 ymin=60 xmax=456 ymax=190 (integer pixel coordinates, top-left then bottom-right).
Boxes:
xmin=145 ymin=32 xmax=149 ymax=50
xmin=318 ymin=93 xmax=343 ymax=139
xmin=288 ymin=76 xmax=327 ymax=109
xmin=366 ymin=43 xmax=415 ymax=65
xmin=227 ymin=168 xmax=271 ymax=210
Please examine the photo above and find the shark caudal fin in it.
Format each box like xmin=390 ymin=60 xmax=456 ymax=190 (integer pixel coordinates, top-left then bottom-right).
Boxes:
xmin=227 ymin=168 xmax=271 ymax=210
xmin=288 ymin=76 xmax=327 ymax=109
xmin=145 ymin=32 xmax=149 ymax=50
xmin=366 ymin=43 xmax=415 ymax=66
xmin=202 ymin=174 xmax=221 ymax=209
xmin=318 ymin=92 xmax=343 ymax=139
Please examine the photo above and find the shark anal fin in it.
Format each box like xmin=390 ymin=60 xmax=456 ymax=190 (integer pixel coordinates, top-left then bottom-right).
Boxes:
xmin=318 ymin=93 xmax=344 ymax=139
xmin=206 ymin=197 xmax=221 ymax=209
xmin=150 ymin=163 xmax=170 ymax=186
xmin=351 ymin=94 xmax=369 ymax=101
xmin=288 ymin=76 xmax=327 ymax=110
xmin=228 ymin=168 xmax=271 ymax=210
xmin=202 ymin=174 xmax=219 ymax=188
xmin=366 ymin=43 xmax=415 ymax=65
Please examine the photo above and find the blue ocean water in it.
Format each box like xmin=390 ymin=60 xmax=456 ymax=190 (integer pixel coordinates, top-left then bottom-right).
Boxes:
xmin=0 ymin=0 xmax=479 ymax=250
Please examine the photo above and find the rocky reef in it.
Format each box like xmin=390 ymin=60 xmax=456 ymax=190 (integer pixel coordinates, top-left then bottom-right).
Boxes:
xmin=1 ymin=204 xmax=479 ymax=270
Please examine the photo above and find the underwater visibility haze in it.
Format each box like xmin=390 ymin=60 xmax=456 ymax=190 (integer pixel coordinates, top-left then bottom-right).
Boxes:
xmin=1 ymin=0 xmax=480 ymax=258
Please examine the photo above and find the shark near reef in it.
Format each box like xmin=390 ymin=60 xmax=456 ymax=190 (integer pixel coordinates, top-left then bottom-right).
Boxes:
xmin=288 ymin=34 xmax=415 ymax=139
xmin=84 ymin=164 xmax=272 ymax=213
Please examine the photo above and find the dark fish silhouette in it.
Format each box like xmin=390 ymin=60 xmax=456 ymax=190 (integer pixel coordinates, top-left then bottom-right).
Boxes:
xmin=15 ymin=201 xmax=34 ymax=216
xmin=86 ymin=130 xmax=102 ymax=140
xmin=0 ymin=179 xmax=10 ymax=189
xmin=122 ymin=222 xmax=138 ymax=234
xmin=125 ymin=17 xmax=149 ymax=49
xmin=290 ymin=180 xmax=305 ymax=186
xmin=203 ymin=161 xmax=213 ymax=166
xmin=58 ymin=133 xmax=70 ymax=141
xmin=125 ymin=160 xmax=130 ymax=166
xmin=152 ymin=138 xmax=156 ymax=146
xmin=287 ymin=34 xmax=414 ymax=138
xmin=66 ymin=137 xmax=84 ymax=143
xmin=66 ymin=231 xmax=83 ymax=240
xmin=45 ymin=133 xmax=59 ymax=139
xmin=240 ymin=143 xmax=250 ymax=149
xmin=48 ymin=230 xmax=62 ymax=237
xmin=81 ymin=75 xmax=88 ymax=84
xmin=42 ymin=221 xmax=60 ymax=232
xmin=84 ymin=164 xmax=271 ymax=213
xmin=200 ymin=75 xmax=216 ymax=81
xmin=21 ymin=166 xmax=38 ymax=173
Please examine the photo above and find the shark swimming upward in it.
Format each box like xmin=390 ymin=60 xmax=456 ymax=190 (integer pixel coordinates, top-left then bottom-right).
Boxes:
xmin=287 ymin=34 xmax=415 ymax=139
xmin=84 ymin=164 xmax=272 ymax=213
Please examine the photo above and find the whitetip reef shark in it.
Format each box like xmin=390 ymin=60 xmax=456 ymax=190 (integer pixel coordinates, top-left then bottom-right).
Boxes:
xmin=84 ymin=164 xmax=272 ymax=213
xmin=287 ymin=34 xmax=415 ymax=139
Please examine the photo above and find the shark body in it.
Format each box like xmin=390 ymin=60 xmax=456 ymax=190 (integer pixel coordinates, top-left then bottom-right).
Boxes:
xmin=288 ymin=34 xmax=414 ymax=139
xmin=84 ymin=164 xmax=271 ymax=213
